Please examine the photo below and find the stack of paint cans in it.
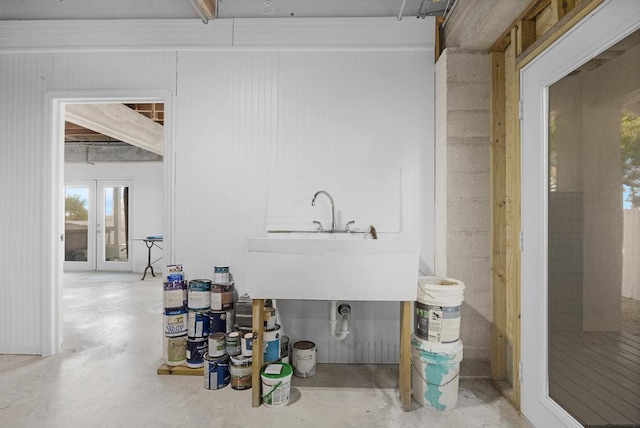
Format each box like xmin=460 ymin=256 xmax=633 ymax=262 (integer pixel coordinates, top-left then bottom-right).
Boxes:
xmin=185 ymin=278 xmax=211 ymax=369
xmin=263 ymin=304 xmax=283 ymax=364
xmin=163 ymin=265 xmax=188 ymax=367
xmin=412 ymin=276 xmax=465 ymax=411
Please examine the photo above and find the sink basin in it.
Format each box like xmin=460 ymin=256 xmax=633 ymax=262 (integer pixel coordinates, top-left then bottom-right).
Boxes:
xmin=246 ymin=235 xmax=419 ymax=301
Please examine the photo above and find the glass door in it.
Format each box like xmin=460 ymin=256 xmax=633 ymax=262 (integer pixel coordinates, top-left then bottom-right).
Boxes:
xmin=96 ymin=181 xmax=132 ymax=271
xmin=64 ymin=181 xmax=96 ymax=271
xmin=521 ymin=3 xmax=640 ymax=427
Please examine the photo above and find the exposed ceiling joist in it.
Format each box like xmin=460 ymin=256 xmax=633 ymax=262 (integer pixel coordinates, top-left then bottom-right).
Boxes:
xmin=65 ymin=103 xmax=164 ymax=156
xmin=192 ymin=0 xmax=216 ymax=20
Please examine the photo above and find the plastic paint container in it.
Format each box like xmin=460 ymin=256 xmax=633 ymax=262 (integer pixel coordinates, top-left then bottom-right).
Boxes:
xmin=292 ymin=340 xmax=316 ymax=378
xmin=230 ymin=355 xmax=252 ymax=390
xmin=166 ymin=264 xmax=184 ymax=282
xmin=204 ymin=354 xmax=230 ymax=390
xmin=261 ymin=363 xmax=293 ymax=408
xmin=411 ymin=334 xmax=463 ymax=411
xmin=416 ymin=276 xmax=465 ymax=344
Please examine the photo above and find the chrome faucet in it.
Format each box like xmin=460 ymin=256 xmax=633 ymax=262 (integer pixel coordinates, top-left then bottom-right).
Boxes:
xmin=311 ymin=190 xmax=336 ymax=232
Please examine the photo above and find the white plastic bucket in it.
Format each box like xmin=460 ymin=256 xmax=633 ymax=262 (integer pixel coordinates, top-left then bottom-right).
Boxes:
xmin=291 ymin=340 xmax=316 ymax=378
xmin=411 ymin=334 xmax=463 ymax=411
xmin=416 ymin=276 xmax=465 ymax=344
xmin=261 ymin=363 xmax=293 ymax=408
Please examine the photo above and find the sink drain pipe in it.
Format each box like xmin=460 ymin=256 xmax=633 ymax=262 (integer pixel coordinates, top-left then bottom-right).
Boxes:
xmin=330 ymin=301 xmax=351 ymax=340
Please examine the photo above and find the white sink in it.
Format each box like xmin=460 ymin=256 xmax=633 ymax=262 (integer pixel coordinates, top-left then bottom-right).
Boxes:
xmin=246 ymin=234 xmax=419 ymax=301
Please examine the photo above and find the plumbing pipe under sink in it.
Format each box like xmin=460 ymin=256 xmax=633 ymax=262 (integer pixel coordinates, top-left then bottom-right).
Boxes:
xmin=330 ymin=300 xmax=350 ymax=341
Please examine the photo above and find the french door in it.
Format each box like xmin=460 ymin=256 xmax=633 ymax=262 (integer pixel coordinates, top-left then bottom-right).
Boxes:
xmin=64 ymin=180 xmax=133 ymax=272
xmin=521 ymin=1 xmax=640 ymax=427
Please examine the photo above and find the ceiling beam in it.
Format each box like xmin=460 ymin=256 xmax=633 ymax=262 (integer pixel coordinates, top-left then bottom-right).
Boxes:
xmin=65 ymin=103 xmax=164 ymax=156
xmin=193 ymin=0 xmax=216 ymax=20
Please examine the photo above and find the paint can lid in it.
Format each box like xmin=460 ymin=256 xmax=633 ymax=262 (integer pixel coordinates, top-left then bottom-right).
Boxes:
xmin=293 ymin=340 xmax=315 ymax=350
xmin=262 ymin=363 xmax=293 ymax=378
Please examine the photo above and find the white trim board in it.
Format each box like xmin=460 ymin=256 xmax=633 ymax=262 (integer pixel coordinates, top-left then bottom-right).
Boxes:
xmin=0 ymin=17 xmax=435 ymax=53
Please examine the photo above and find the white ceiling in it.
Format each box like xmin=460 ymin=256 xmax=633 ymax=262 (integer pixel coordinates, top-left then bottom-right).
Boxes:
xmin=0 ymin=0 xmax=449 ymax=20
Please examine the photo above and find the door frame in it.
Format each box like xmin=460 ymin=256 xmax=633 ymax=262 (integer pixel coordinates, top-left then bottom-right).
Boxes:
xmin=42 ymin=89 xmax=175 ymax=356
xmin=520 ymin=1 xmax=640 ymax=426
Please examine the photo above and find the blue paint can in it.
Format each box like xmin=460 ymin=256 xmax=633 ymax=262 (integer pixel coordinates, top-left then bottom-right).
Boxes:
xmin=263 ymin=324 xmax=281 ymax=363
xmin=186 ymin=337 xmax=208 ymax=368
xmin=204 ymin=354 xmax=230 ymax=390
xmin=209 ymin=310 xmax=227 ymax=334
xmin=188 ymin=310 xmax=210 ymax=338
xmin=167 ymin=264 xmax=184 ymax=282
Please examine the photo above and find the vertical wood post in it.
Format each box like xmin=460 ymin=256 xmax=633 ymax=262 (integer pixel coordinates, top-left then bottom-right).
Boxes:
xmin=399 ymin=301 xmax=412 ymax=411
xmin=251 ymin=299 xmax=265 ymax=407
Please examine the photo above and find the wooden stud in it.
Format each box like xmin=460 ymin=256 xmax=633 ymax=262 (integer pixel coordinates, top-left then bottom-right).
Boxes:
xmin=551 ymin=0 xmax=575 ymax=23
xmin=490 ymin=51 xmax=508 ymax=383
xmin=516 ymin=20 xmax=537 ymax=55
xmin=193 ymin=0 xmax=216 ymax=20
xmin=251 ymin=299 xmax=265 ymax=407
xmin=399 ymin=301 xmax=412 ymax=411
xmin=434 ymin=16 xmax=444 ymax=63
xmin=491 ymin=0 xmax=550 ymax=52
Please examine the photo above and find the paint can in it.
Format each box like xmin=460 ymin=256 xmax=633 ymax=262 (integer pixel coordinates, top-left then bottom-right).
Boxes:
xmin=230 ymin=355 xmax=252 ymax=390
xmin=163 ymin=334 xmax=187 ymax=366
xmin=203 ymin=354 xmax=230 ymax=390
xmin=164 ymin=307 xmax=188 ymax=337
xmin=241 ymin=332 xmax=254 ymax=357
xmin=208 ymin=332 xmax=226 ymax=357
xmin=263 ymin=307 xmax=276 ymax=330
xmin=188 ymin=279 xmax=212 ymax=310
xmin=263 ymin=324 xmax=281 ymax=363
xmin=416 ymin=276 xmax=465 ymax=344
xmin=210 ymin=287 xmax=235 ymax=311
xmin=186 ymin=337 xmax=208 ymax=368
xmin=213 ymin=265 xmax=230 ymax=284
xmin=167 ymin=264 xmax=184 ymax=282
xmin=280 ymin=336 xmax=290 ymax=364
xmin=163 ymin=281 xmax=186 ymax=309
xmin=292 ymin=340 xmax=316 ymax=378
xmin=211 ymin=281 xmax=235 ymax=293
xmin=188 ymin=310 xmax=210 ymax=338
xmin=225 ymin=331 xmax=241 ymax=356
xmin=209 ymin=310 xmax=226 ymax=334
xmin=411 ymin=334 xmax=463 ymax=411
xmin=225 ymin=309 xmax=235 ymax=333
xmin=261 ymin=363 xmax=293 ymax=408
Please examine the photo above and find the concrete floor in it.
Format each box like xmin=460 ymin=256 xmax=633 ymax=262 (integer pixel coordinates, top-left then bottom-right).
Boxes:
xmin=0 ymin=272 xmax=529 ymax=428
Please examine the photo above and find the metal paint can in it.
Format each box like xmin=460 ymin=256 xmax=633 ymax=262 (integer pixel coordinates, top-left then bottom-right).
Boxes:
xmin=210 ymin=289 xmax=234 ymax=311
xmin=230 ymin=355 xmax=252 ymax=390
xmin=209 ymin=310 xmax=227 ymax=334
xmin=163 ymin=280 xmax=186 ymax=309
xmin=187 ymin=310 xmax=210 ymax=338
xmin=280 ymin=336 xmax=290 ymax=364
xmin=186 ymin=337 xmax=208 ymax=368
xmin=225 ymin=331 xmax=241 ymax=356
xmin=292 ymin=340 xmax=317 ymax=378
xmin=167 ymin=264 xmax=184 ymax=282
xmin=213 ymin=265 xmax=230 ymax=284
xmin=208 ymin=332 xmax=226 ymax=357
xmin=264 ymin=307 xmax=276 ymax=330
xmin=163 ymin=334 xmax=187 ymax=366
xmin=263 ymin=324 xmax=281 ymax=363
xmin=241 ymin=332 xmax=253 ymax=357
xmin=204 ymin=354 xmax=230 ymax=390
xmin=188 ymin=279 xmax=211 ymax=310
xmin=225 ymin=309 xmax=235 ymax=333
xmin=164 ymin=307 xmax=188 ymax=337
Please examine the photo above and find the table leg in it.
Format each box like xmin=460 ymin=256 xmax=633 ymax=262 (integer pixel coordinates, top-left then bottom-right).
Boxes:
xmin=400 ymin=300 xmax=412 ymax=411
xmin=252 ymin=299 xmax=265 ymax=407
xmin=141 ymin=241 xmax=155 ymax=280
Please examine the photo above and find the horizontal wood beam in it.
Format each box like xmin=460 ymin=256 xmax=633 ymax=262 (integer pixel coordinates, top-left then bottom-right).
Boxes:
xmin=193 ymin=0 xmax=216 ymax=20
xmin=65 ymin=103 xmax=164 ymax=156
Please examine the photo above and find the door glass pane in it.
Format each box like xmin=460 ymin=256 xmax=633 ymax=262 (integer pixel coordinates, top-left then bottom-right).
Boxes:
xmin=64 ymin=187 xmax=89 ymax=262
xmin=104 ymin=186 xmax=129 ymax=262
xmin=548 ymin=29 xmax=640 ymax=427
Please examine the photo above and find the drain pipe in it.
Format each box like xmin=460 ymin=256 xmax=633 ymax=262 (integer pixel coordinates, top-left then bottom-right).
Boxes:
xmin=330 ymin=301 xmax=351 ymax=340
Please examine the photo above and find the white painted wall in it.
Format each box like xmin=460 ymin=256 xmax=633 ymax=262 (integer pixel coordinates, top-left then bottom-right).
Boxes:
xmin=64 ymin=162 xmax=164 ymax=273
xmin=0 ymin=18 xmax=435 ymax=360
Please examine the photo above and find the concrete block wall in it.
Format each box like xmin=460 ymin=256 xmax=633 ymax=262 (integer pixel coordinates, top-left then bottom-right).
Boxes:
xmin=435 ymin=48 xmax=491 ymax=377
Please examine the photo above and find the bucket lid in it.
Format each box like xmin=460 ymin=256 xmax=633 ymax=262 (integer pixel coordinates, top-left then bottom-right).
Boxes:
xmin=411 ymin=334 xmax=464 ymax=356
xmin=261 ymin=363 xmax=293 ymax=379
xmin=418 ymin=276 xmax=465 ymax=292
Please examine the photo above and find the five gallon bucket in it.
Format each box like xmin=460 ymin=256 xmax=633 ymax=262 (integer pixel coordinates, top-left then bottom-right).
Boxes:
xmin=261 ymin=363 xmax=293 ymax=408
xmin=416 ymin=276 xmax=465 ymax=344
xmin=411 ymin=334 xmax=463 ymax=411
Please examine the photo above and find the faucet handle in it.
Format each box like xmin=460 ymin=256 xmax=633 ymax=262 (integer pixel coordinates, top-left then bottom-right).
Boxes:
xmin=345 ymin=221 xmax=355 ymax=233
xmin=313 ymin=221 xmax=324 ymax=232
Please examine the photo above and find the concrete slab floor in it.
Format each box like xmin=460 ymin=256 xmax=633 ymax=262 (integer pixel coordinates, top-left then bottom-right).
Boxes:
xmin=0 ymin=272 xmax=530 ymax=428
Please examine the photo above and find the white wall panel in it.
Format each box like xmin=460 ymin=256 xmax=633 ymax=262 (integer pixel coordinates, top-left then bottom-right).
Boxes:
xmin=64 ymin=163 xmax=164 ymax=273
xmin=0 ymin=54 xmax=52 ymax=354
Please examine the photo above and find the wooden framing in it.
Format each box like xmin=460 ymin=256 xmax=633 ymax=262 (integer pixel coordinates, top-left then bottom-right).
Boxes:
xmin=489 ymin=0 xmax=605 ymax=410
xmin=399 ymin=301 xmax=412 ymax=411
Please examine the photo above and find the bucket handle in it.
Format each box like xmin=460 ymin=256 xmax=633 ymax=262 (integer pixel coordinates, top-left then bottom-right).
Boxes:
xmin=417 ymin=282 xmax=437 ymax=300
xmin=261 ymin=380 xmax=283 ymax=399
xmin=411 ymin=357 xmax=460 ymax=387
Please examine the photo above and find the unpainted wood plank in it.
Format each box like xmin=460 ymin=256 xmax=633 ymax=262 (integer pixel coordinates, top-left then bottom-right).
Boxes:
xmin=399 ymin=301 xmax=412 ymax=411
xmin=549 ymin=366 xmax=638 ymax=426
xmin=252 ymin=299 xmax=265 ymax=407
xmin=434 ymin=16 xmax=444 ymax=63
xmin=490 ymin=0 xmax=550 ymax=52
xmin=490 ymin=50 xmax=508 ymax=383
xmin=550 ymin=341 xmax=640 ymax=400
xmin=193 ymin=0 xmax=216 ymax=19
xmin=549 ymin=380 xmax=609 ymax=426
xmin=157 ymin=363 xmax=204 ymax=376
xmin=517 ymin=20 xmax=537 ymax=55
xmin=551 ymin=0 xmax=576 ymax=22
